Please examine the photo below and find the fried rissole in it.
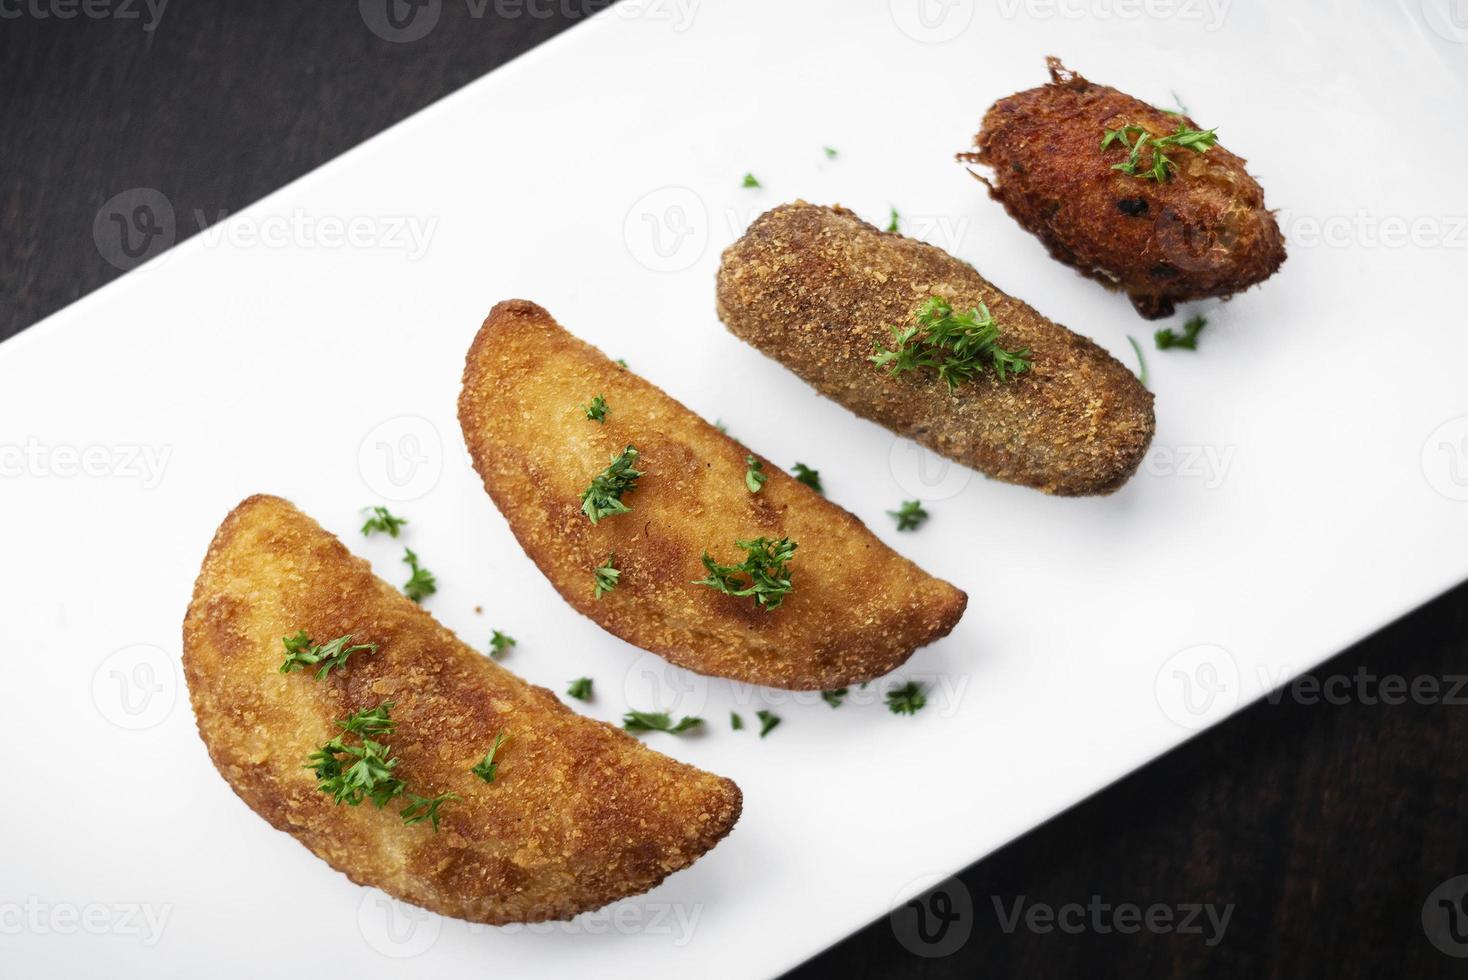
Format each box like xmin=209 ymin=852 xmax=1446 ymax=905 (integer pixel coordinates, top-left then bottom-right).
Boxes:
xmin=183 ymin=495 xmax=741 ymax=925
xmin=962 ymin=58 xmax=1286 ymax=319
xmin=457 ymin=300 xmax=966 ymax=691
xmin=716 ymin=202 xmax=1154 ymax=496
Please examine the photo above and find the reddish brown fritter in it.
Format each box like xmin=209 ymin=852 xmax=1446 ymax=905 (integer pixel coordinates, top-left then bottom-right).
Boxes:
xmin=716 ymin=202 xmax=1154 ymax=497
xmin=182 ymin=495 xmax=741 ymax=925
xmin=457 ymin=300 xmax=967 ymax=690
xmin=962 ymin=57 xmax=1286 ymax=319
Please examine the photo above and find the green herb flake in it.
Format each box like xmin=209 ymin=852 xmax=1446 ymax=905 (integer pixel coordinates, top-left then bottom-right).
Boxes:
xmin=744 ymin=455 xmax=768 ymax=493
xmin=730 ymin=711 xmax=744 ymax=731
xmin=399 ymin=792 xmax=457 ymax=832
xmin=756 ymin=710 xmax=781 ymax=738
xmin=1102 ymin=123 xmax=1218 ymax=183
xmin=742 ymin=173 xmax=762 ymax=189
xmin=594 ymin=554 xmax=621 ymax=600
xmin=567 ymin=677 xmax=593 ymax=701
xmin=279 ymin=631 xmax=379 ymax=680
xmin=824 ymin=146 xmax=838 ymax=159
xmin=693 ymin=537 xmax=797 ymax=611
xmin=580 ymin=445 xmax=643 ymax=524
xmin=886 ymin=681 xmax=928 ymax=716
xmin=1155 ymin=315 xmax=1207 ymax=351
xmin=888 ymin=500 xmax=929 ymax=532
xmin=1127 ymin=335 xmax=1150 ymax=388
xmin=401 ymin=548 xmax=437 ymax=603
xmin=470 ymin=732 xmax=510 ymax=783
xmin=871 ymin=296 xmax=1031 ymax=388
xmin=489 ymin=630 xmax=516 ymax=659
xmin=360 ymin=506 xmax=408 ymax=538
xmin=821 ymin=688 xmax=848 ymax=708
xmin=583 ymin=394 xmax=609 ymax=423
xmin=886 ymin=206 xmax=901 ymax=233
xmin=622 ymin=710 xmax=703 ymax=735
xmin=792 ymin=462 xmax=823 ymax=494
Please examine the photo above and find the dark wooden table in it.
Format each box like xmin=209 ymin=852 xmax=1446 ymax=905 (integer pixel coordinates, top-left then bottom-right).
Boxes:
xmin=7 ymin=4 xmax=1467 ymax=976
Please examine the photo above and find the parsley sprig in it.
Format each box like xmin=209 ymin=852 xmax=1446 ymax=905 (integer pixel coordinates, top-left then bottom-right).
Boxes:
xmin=623 ymin=711 xmax=703 ymax=735
xmin=792 ymin=462 xmax=823 ymax=494
xmin=581 ymin=445 xmax=643 ymax=524
xmin=887 ymin=681 xmax=928 ymax=716
xmin=305 ymin=700 xmax=405 ymax=808
xmin=489 ymin=630 xmax=515 ymax=659
xmin=567 ymin=677 xmax=593 ymax=701
xmin=1156 ymin=315 xmax=1207 ymax=351
xmin=401 ymin=548 xmax=436 ymax=603
xmin=361 ymin=506 xmax=407 ymax=538
xmin=400 ymin=792 xmax=458 ymax=831
xmin=871 ymin=297 xmax=1031 ymax=389
xmin=745 ymin=456 xmax=767 ymax=493
xmin=470 ymin=732 xmax=509 ymax=783
xmin=279 ymin=631 xmax=378 ymax=680
xmin=822 ymin=688 xmax=848 ymax=708
xmin=594 ymin=554 xmax=620 ymax=599
xmin=1102 ymin=123 xmax=1219 ymax=182
xmin=694 ymin=537 xmax=797 ymax=611
xmin=583 ymin=394 xmax=609 ymax=423
xmin=889 ymin=500 xmax=929 ymax=532
xmin=756 ymin=710 xmax=781 ymax=738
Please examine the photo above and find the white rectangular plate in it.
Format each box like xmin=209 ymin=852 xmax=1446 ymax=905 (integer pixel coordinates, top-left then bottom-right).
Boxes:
xmin=4 ymin=1 xmax=1467 ymax=976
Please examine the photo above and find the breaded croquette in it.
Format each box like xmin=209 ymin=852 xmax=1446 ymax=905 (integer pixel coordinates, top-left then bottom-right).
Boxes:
xmin=183 ymin=495 xmax=741 ymax=925
xmin=962 ymin=58 xmax=1286 ymax=319
xmin=457 ymin=300 xmax=967 ymax=691
xmin=716 ymin=202 xmax=1154 ymax=496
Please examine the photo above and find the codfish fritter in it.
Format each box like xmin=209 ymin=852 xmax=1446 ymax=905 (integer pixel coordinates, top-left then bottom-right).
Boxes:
xmin=457 ymin=300 xmax=967 ymax=691
xmin=963 ymin=58 xmax=1286 ymax=319
xmin=716 ymin=202 xmax=1154 ymax=497
xmin=183 ymin=495 xmax=741 ymax=925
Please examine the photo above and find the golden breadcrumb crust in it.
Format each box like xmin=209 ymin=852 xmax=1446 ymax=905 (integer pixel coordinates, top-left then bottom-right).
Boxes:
xmin=716 ymin=201 xmax=1155 ymax=496
xmin=963 ymin=57 xmax=1286 ymax=319
xmin=457 ymin=300 xmax=967 ymax=691
xmin=182 ymin=495 xmax=741 ymax=925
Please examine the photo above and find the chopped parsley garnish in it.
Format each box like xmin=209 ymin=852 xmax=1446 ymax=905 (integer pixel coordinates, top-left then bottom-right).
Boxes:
xmin=360 ymin=506 xmax=407 ymax=538
xmin=821 ymin=688 xmax=848 ymax=708
xmin=792 ymin=462 xmax=823 ymax=494
xmin=594 ymin=554 xmax=620 ymax=599
xmin=871 ymin=296 xmax=1031 ymax=388
xmin=742 ymin=173 xmax=762 ymax=188
xmin=756 ymin=710 xmax=781 ymax=738
xmin=622 ymin=710 xmax=703 ymax=735
xmin=886 ymin=206 xmax=900 ymax=233
xmin=694 ymin=537 xmax=797 ymax=611
xmin=583 ymin=394 xmax=609 ymax=423
xmin=886 ymin=681 xmax=927 ymax=716
xmin=470 ymin=732 xmax=509 ymax=783
xmin=888 ymin=500 xmax=929 ymax=532
xmin=744 ymin=455 xmax=768 ymax=493
xmin=567 ymin=677 xmax=593 ymax=701
xmin=279 ymin=631 xmax=378 ymax=680
xmin=1128 ymin=335 xmax=1149 ymax=387
xmin=580 ymin=445 xmax=643 ymax=524
xmin=615 ymin=358 xmax=628 ymax=369
xmin=489 ymin=630 xmax=515 ymax=659
xmin=305 ymin=700 xmax=405 ymax=808
xmin=399 ymin=792 xmax=457 ymax=831
xmin=1156 ymin=315 xmax=1207 ymax=351
xmin=1102 ymin=123 xmax=1219 ymax=182
xmin=730 ymin=711 xmax=744 ymax=730
xmin=401 ymin=548 xmax=436 ymax=602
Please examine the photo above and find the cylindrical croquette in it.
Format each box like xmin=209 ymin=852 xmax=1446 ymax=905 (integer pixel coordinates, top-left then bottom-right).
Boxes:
xmin=963 ymin=58 xmax=1286 ymax=319
xmin=716 ymin=201 xmax=1155 ymax=497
